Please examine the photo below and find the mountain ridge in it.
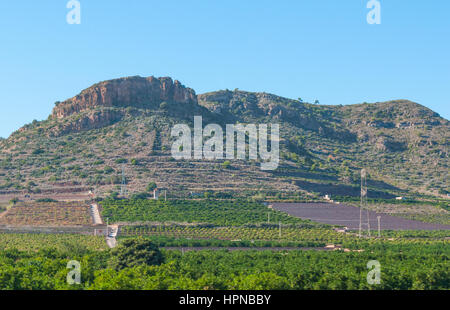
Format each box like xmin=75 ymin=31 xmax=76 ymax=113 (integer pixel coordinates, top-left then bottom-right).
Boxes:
xmin=0 ymin=76 xmax=448 ymax=200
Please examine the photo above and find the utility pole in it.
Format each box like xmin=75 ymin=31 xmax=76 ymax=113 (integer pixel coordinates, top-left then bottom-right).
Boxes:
xmin=120 ymin=164 xmax=127 ymax=197
xmin=268 ymin=212 xmax=270 ymax=224
xmin=279 ymin=221 xmax=281 ymax=238
xmin=377 ymin=216 xmax=381 ymax=237
xmin=359 ymin=169 xmax=370 ymax=237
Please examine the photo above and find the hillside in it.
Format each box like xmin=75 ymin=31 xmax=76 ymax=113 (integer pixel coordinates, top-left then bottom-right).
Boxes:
xmin=0 ymin=75 xmax=448 ymax=202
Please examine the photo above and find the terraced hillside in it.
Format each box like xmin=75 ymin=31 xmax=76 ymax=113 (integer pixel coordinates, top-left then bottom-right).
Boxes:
xmin=0 ymin=76 xmax=448 ymax=202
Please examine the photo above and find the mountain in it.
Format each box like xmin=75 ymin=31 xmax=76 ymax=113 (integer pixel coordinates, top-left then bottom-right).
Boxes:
xmin=52 ymin=76 xmax=197 ymax=119
xmin=0 ymin=76 xmax=448 ymax=201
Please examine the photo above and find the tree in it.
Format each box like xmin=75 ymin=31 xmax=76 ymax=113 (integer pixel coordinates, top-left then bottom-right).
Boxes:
xmin=222 ymin=161 xmax=231 ymax=169
xmin=109 ymin=192 xmax=119 ymax=200
xmin=36 ymin=198 xmax=58 ymax=203
xmin=146 ymin=182 xmax=157 ymax=192
xmin=314 ymin=100 xmax=320 ymax=105
xmin=109 ymin=238 xmax=164 ymax=271
xmin=115 ymin=158 xmax=127 ymax=164
xmin=130 ymin=192 xmax=149 ymax=200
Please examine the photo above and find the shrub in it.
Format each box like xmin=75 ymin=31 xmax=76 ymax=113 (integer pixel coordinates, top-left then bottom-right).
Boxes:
xmin=36 ymin=198 xmax=58 ymax=203
xmin=146 ymin=182 xmax=157 ymax=192
xmin=32 ymin=149 xmax=45 ymax=155
xmin=109 ymin=238 xmax=164 ymax=270
xmin=222 ymin=161 xmax=231 ymax=169
xmin=130 ymin=192 xmax=149 ymax=200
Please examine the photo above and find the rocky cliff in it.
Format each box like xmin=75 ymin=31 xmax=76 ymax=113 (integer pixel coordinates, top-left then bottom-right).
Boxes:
xmin=52 ymin=76 xmax=197 ymax=119
xmin=1 ymin=75 xmax=448 ymax=199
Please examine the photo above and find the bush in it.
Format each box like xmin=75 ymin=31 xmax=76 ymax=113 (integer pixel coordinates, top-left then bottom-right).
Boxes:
xmin=104 ymin=166 xmax=114 ymax=174
xmin=115 ymin=158 xmax=127 ymax=164
xmin=36 ymin=198 xmax=58 ymax=203
xmin=222 ymin=161 xmax=231 ymax=169
xmin=109 ymin=192 xmax=119 ymax=200
xmin=130 ymin=192 xmax=149 ymax=200
xmin=109 ymin=238 xmax=164 ymax=270
xmin=146 ymin=182 xmax=157 ymax=192
xmin=32 ymin=149 xmax=45 ymax=155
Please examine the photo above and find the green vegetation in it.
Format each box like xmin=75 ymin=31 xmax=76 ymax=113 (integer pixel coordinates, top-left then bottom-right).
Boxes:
xmin=1 ymin=90 xmax=448 ymax=200
xmin=0 ymin=78 xmax=448 ymax=290
xmin=0 ymin=234 xmax=107 ymax=252
xmin=120 ymin=225 xmax=348 ymax=244
xmin=109 ymin=238 xmax=163 ymax=270
xmin=36 ymin=198 xmax=58 ymax=203
xmin=119 ymin=235 xmax=325 ymax=248
xmin=100 ymin=199 xmax=314 ymax=226
xmin=145 ymin=182 xmax=157 ymax=192
xmin=0 ymin=234 xmax=448 ymax=290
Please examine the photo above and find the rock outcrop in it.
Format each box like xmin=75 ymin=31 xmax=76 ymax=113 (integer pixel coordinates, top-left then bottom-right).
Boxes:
xmin=49 ymin=109 xmax=124 ymax=136
xmin=52 ymin=76 xmax=197 ymax=119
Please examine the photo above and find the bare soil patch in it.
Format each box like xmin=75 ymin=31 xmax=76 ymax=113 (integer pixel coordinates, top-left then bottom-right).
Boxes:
xmin=272 ymin=203 xmax=450 ymax=231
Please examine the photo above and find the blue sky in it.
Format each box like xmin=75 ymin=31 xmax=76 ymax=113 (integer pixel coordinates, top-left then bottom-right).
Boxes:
xmin=0 ymin=1 xmax=449 ymax=138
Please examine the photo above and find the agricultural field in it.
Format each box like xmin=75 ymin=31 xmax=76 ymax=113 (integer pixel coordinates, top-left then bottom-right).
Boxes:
xmin=362 ymin=202 xmax=450 ymax=225
xmin=100 ymin=199 xmax=319 ymax=227
xmin=0 ymin=235 xmax=448 ymax=290
xmin=380 ymin=230 xmax=450 ymax=239
xmin=104 ymin=199 xmax=449 ymax=244
xmin=119 ymin=231 xmax=450 ymax=248
xmin=120 ymin=225 xmax=357 ymax=245
xmin=118 ymin=235 xmax=326 ymax=248
xmin=272 ymin=203 xmax=450 ymax=230
xmin=1 ymin=198 xmax=448 ymax=290
xmin=0 ymin=202 xmax=92 ymax=226
xmin=0 ymin=233 xmax=107 ymax=252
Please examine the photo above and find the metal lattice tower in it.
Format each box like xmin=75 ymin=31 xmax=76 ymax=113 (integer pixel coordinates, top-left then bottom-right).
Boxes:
xmin=120 ymin=165 xmax=128 ymax=197
xmin=359 ymin=168 xmax=370 ymax=237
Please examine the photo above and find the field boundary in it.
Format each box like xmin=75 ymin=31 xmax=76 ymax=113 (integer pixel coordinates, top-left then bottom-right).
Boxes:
xmin=0 ymin=225 xmax=107 ymax=235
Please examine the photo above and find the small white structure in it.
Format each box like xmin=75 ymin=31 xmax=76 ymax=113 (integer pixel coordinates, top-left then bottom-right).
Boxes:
xmin=334 ymin=226 xmax=348 ymax=233
xmin=395 ymin=197 xmax=404 ymax=200
xmin=153 ymin=189 xmax=159 ymax=200
xmin=324 ymin=194 xmax=331 ymax=201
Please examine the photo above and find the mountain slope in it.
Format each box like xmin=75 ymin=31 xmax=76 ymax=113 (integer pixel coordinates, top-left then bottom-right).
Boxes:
xmin=0 ymin=76 xmax=448 ymax=201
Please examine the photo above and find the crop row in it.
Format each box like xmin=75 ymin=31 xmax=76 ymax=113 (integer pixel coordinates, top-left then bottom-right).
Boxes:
xmin=101 ymin=199 xmax=319 ymax=226
xmin=120 ymin=225 xmax=356 ymax=243
xmin=0 ymin=233 xmax=107 ymax=252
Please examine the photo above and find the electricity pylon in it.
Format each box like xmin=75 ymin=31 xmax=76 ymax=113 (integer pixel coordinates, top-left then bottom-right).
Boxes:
xmin=359 ymin=168 xmax=370 ymax=237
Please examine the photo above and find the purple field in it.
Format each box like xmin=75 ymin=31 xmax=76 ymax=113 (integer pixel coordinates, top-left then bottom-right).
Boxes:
xmin=272 ymin=203 xmax=450 ymax=231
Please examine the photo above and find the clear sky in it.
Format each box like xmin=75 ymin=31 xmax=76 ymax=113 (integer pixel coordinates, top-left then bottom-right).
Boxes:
xmin=0 ymin=1 xmax=449 ymax=138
